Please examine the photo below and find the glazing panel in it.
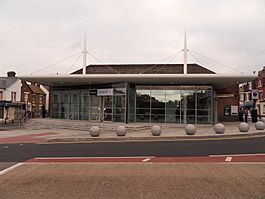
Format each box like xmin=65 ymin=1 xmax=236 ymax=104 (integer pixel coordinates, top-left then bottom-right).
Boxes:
xmin=80 ymin=90 xmax=89 ymax=120
xmin=181 ymin=90 xmax=196 ymax=124
xmin=90 ymin=95 xmax=100 ymax=120
xmin=151 ymin=90 xmax=165 ymax=123
xmin=52 ymin=91 xmax=60 ymax=103
xmin=166 ymin=90 xmax=181 ymax=123
xmin=113 ymin=95 xmax=125 ymax=122
xmin=70 ymin=90 xmax=80 ymax=120
xmin=136 ymin=114 xmax=150 ymax=122
xmin=61 ymin=91 xmax=70 ymax=104
xmin=70 ymin=104 xmax=79 ymax=120
xmin=197 ymin=90 xmax=212 ymax=124
xmin=104 ymin=96 xmax=112 ymax=121
xmin=136 ymin=90 xmax=151 ymax=122
xmin=128 ymin=87 xmax=136 ymax=122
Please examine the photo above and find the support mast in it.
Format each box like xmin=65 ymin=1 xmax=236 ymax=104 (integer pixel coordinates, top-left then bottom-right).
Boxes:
xmin=82 ymin=33 xmax=87 ymax=75
xmin=183 ymin=30 xmax=188 ymax=75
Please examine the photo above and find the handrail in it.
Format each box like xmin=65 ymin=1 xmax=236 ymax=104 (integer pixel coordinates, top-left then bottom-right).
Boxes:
xmin=96 ymin=112 xmax=105 ymax=122
xmin=19 ymin=111 xmax=32 ymax=127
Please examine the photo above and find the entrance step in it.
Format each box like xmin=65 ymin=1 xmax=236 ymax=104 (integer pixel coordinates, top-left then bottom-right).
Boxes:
xmin=25 ymin=118 xmax=151 ymax=132
xmin=25 ymin=118 xmax=212 ymax=132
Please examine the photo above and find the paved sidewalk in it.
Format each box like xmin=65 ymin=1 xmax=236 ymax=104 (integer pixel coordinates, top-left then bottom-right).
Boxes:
xmin=1 ymin=163 xmax=265 ymax=199
xmin=0 ymin=122 xmax=265 ymax=143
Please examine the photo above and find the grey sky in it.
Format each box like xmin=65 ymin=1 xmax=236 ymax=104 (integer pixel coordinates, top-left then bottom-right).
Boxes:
xmin=0 ymin=0 xmax=264 ymax=76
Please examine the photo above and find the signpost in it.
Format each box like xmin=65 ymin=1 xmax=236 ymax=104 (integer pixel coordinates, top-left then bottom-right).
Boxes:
xmin=251 ymin=80 xmax=258 ymax=123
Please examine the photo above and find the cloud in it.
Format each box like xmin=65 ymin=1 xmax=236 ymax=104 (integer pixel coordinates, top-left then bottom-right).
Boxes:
xmin=0 ymin=0 xmax=264 ymax=75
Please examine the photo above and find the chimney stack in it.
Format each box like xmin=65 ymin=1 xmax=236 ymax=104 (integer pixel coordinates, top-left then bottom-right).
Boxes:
xmin=7 ymin=71 xmax=16 ymax=77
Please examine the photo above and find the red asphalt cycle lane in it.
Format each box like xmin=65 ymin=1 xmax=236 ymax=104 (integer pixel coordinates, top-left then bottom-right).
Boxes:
xmin=26 ymin=154 xmax=265 ymax=163
xmin=0 ymin=132 xmax=56 ymax=143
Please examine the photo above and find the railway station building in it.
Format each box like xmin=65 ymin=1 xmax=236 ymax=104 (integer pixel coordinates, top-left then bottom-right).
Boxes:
xmin=21 ymin=63 xmax=255 ymax=124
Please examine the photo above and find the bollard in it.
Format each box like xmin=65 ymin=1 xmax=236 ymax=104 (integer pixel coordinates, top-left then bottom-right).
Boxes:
xmin=90 ymin=126 xmax=100 ymax=137
xmin=116 ymin=125 xmax=126 ymax=136
xmin=214 ymin=123 xmax=225 ymax=134
xmin=151 ymin=125 xmax=161 ymax=136
xmin=255 ymin=121 xmax=265 ymax=130
xmin=260 ymin=117 xmax=265 ymax=123
xmin=185 ymin=124 xmax=196 ymax=135
xmin=238 ymin=122 xmax=249 ymax=132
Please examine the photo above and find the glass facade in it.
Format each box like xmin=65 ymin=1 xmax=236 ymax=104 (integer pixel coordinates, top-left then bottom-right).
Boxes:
xmin=51 ymin=83 xmax=126 ymax=123
xmin=134 ymin=85 xmax=213 ymax=124
xmin=51 ymin=84 xmax=213 ymax=124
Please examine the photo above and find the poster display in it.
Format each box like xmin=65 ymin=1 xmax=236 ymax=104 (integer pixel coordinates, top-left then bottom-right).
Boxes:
xmin=224 ymin=107 xmax=231 ymax=116
xmin=231 ymin=106 xmax=238 ymax=115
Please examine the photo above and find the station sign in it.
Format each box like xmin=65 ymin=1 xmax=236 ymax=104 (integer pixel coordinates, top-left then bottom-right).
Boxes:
xmin=89 ymin=90 xmax=97 ymax=95
xmin=97 ymin=88 xmax=113 ymax=96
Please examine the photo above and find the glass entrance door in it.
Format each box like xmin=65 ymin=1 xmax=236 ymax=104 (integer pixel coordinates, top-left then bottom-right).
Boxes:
xmin=90 ymin=95 xmax=113 ymax=121
xmin=103 ymin=96 xmax=112 ymax=121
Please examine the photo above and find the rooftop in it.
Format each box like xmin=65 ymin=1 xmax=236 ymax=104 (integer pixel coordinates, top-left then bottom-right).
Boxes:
xmin=72 ymin=63 xmax=216 ymax=75
xmin=0 ymin=77 xmax=19 ymax=89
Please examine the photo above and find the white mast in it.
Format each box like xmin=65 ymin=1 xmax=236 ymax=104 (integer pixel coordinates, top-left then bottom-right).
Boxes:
xmin=183 ymin=30 xmax=188 ymax=75
xmin=82 ymin=32 xmax=87 ymax=75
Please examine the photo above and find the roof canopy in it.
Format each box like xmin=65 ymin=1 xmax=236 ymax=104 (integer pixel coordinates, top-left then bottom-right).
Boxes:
xmin=19 ymin=73 xmax=256 ymax=89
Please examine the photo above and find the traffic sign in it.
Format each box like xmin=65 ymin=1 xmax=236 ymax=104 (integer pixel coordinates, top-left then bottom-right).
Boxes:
xmin=252 ymin=89 xmax=258 ymax=100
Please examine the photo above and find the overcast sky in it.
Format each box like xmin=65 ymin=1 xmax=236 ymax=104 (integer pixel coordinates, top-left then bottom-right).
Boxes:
xmin=0 ymin=0 xmax=265 ymax=76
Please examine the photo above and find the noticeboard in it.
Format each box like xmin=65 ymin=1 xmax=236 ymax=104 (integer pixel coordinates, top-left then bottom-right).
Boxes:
xmin=231 ymin=106 xmax=238 ymax=115
xmin=224 ymin=107 xmax=231 ymax=116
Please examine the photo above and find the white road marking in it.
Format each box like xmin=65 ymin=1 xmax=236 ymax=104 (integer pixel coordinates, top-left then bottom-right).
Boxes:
xmin=33 ymin=156 xmax=156 ymax=160
xmin=225 ymin=157 xmax=232 ymax=162
xmin=0 ymin=163 xmax=24 ymax=176
xmin=142 ymin=158 xmax=151 ymax=162
xmin=209 ymin=153 xmax=265 ymax=157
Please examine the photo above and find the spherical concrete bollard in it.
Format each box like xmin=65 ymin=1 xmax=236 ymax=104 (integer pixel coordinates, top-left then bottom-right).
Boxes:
xmin=238 ymin=122 xmax=249 ymax=132
xmin=151 ymin=125 xmax=161 ymax=136
xmin=185 ymin=124 xmax=196 ymax=135
xmin=116 ymin=125 xmax=126 ymax=136
xmin=214 ymin=123 xmax=225 ymax=134
xmin=260 ymin=117 xmax=265 ymax=123
xmin=255 ymin=121 xmax=265 ymax=130
xmin=90 ymin=126 xmax=100 ymax=137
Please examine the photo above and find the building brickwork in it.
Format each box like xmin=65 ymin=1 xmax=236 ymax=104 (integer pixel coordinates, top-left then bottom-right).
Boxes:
xmin=217 ymin=85 xmax=239 ymax=122
xmin=21 ymin=81 xmax=46 ymax=118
